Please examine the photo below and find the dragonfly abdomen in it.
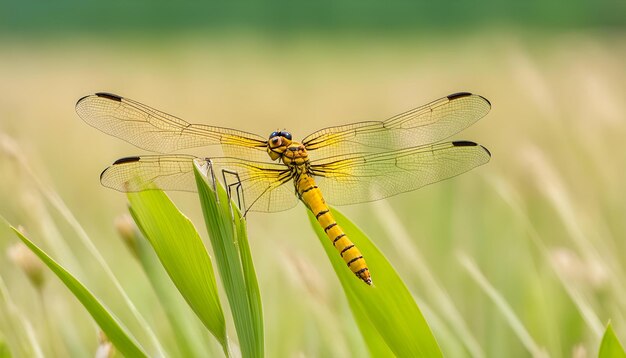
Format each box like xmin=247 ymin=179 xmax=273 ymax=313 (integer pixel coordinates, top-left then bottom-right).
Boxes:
xmin=296 ymin=174 xmax=372 ymax=285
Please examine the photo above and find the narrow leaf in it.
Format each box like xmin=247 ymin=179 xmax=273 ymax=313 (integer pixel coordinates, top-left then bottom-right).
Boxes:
xmin=11 ymin=227 xmax=148 ymax=358
xmin=127 ymin=190 xmax=227 ymax=351
xmin=599 ymin=323 xmax=626 ymax=358
xmin=307 ymin=208 xmax=442 ymax=357
xmin=234 ymin=207 xmax=264 ymax=353
xmin=0 ymin=273 xmax=44 ymax=358
xmin=194 ymin=164 xmax=264 ymax=358
xmin=0 ymin=338 xmax=9 ymax=358
xmin=130 ymin=227 xmax=217 ymax=357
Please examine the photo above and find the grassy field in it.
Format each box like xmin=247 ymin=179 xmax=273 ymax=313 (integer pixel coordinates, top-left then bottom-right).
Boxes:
xmin=1 ymin=30 xmax=625 ymax=357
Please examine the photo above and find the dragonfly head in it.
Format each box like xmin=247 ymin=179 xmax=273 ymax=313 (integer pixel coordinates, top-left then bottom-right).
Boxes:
xmin=267 ymin=130 xmax=293 ymax=161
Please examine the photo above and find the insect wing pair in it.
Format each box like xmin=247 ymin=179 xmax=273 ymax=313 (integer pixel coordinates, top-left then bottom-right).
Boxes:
xmin=76 ymin=91 xmax=491 ymax=214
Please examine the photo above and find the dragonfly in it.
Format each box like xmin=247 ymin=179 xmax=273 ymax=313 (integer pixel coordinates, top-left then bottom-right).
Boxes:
xmin=76 ymin=91 xmax=491 ymax=285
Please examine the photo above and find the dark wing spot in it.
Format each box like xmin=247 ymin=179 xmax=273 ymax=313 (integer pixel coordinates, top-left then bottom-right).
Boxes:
xmin=95 ymin=92 xmax=123 ymax=102
xmin=452 ymin=140 xmax=477 ymax=147
xmin=112 ymin=156 xmax=141 ymax=165
xmin=453 ymin=141 xmax=491 ymax=157
xmin=447 ymin=92 xmax=472 ymax=100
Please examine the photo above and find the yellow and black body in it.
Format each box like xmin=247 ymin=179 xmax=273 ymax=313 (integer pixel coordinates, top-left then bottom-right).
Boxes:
xmin=267 ymin=131 xmax=371 ymax=284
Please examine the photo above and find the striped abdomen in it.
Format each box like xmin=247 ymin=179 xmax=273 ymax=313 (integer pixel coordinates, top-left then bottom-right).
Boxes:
xmin=296 ymin=174 xmax=371 ymax=285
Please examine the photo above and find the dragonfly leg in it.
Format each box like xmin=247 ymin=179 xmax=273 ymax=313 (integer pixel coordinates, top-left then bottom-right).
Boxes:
xmin=206 ymin=159 xmax=220 ymax=204
xmin=222 ymin=169 xmax=246 ymax=219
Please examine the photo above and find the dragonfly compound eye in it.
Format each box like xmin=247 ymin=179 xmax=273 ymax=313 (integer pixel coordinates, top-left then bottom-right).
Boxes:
xmin=280 ymin=131 xmax=292 ymax=140
xmin=269 ymin=131 xmax=279 ymax=139
xmin=270 ymin=136 xmax=282 ymax=147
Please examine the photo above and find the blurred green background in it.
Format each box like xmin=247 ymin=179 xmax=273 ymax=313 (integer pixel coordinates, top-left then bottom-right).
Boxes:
xmin=1 ymin=1 xmax=626 ymax=357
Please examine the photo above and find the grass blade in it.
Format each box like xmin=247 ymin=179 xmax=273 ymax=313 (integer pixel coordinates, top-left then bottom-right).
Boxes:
xmin=127 ymin=190 xmax=228 ymax=352
xmin=458 ymin=253 xmax=548 ymax=357
xmin=194 ymin=164 xmax=263 ymax=358
xmin=0 ymin=335 xmax=10 ymax=358
xmin=372 ymin=199 xmax=484 ymax=357
xmin=5 ymin=143 xmax=166 ymax=355
xmin=117 ymin=215 xmax=217 ymax=357
xmin=234 ymin=205 xmax=264 ymax=354
xmin=10 ymin=227 xmax=148 ymax=357
xmin=306 ymin=207 xmax=442 ymax=357
xmin=0 ymin=274 xmax=44 ymax=358
xmin=599 ymin=323 xmax=626 ymax=358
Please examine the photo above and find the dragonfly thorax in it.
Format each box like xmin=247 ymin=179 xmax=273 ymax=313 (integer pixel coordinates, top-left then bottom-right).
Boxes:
xmin=267 ymin=131 xmax=309 ymax=166
xmin=281 ymin=142 xmax=309 ymax=166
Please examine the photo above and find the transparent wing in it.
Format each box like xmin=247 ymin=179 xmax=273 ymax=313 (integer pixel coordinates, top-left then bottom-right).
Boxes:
xmin=99 ymin=154 xmax=298 ymax=213
xmin=76 ymin=93 xmax=268 ymax=157
xmin=309 ymin=141 xmax=491 ymax=206
xmin=302 ymin=92 xmax=491 ymax=160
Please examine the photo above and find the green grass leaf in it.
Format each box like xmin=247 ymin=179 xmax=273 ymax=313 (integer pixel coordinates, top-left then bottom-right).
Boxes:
xmin=307 ymin=207 xmax=442 ymax=357
xmin=127 ymin=190 xmax=228 ymax=352
xmin=194 ymin=164 xmax=264 ymax=358
xmin=599 ymin=322 xmax=626 ymax=358
xmin=125 ymin=222 xmax=217 ymax=357
xmin=10 ymin=227 xmax=148 ymax=358
xmin=0 ymin=337 xmax=9 ymax=358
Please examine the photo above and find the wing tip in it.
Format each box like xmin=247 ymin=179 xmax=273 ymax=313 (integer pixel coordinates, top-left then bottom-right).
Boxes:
xmin=99 ymin=167 xmax=108 ymax=181
xmin=76 ymin=92 xmax=123 ymax=108
xmin=76 ymin=94 xmax=91 ymax=106
xmin=452 ymin=140 xmax=491 ymax=157
xmin=480 ymin=144 xmax=491 ymax=157
xmin=477 ymin=94 xmax=491 ymax=107
xmin=447 ymin=91 xmax=491 ymax=108
xmin=100 ymin=156 xmax=142 ymax=189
